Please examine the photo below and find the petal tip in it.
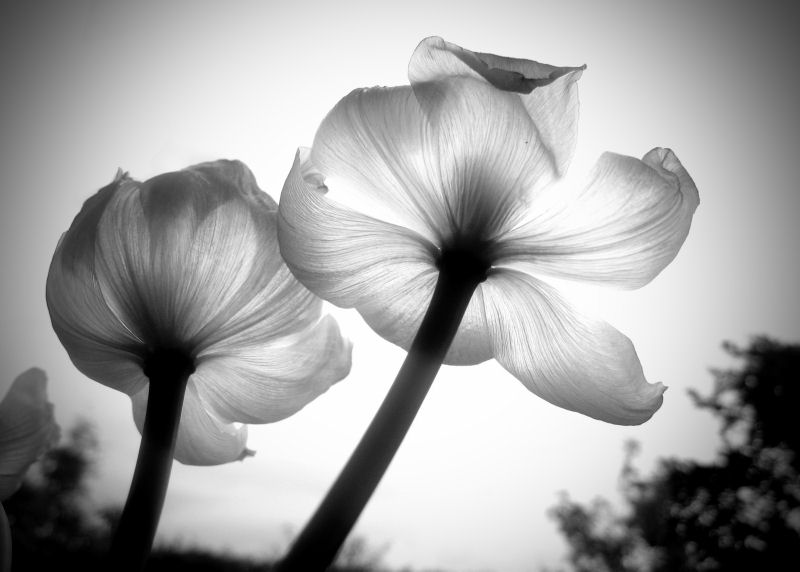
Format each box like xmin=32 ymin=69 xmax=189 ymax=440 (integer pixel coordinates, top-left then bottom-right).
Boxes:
xmin=7 ymin=367 xmax=49 ymax=404
xmin=623 ymin=381 xmax=667 ymax=426
xmin=238 ymin=447 xmax=256 ymax=461
xmin=644 ymin=147 xmax=700 ymax=208
xmin=417 ymin=35 xmax=444 ymax=49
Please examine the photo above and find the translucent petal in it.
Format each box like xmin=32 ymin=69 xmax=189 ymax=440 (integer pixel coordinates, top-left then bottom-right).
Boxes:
xmin=93 ymin=161 xmax=292 ymax=353
xmin=279 ymin=148 xmax=435 ymax=306
xmin=49 ymin=161 xmax=328 ymax=393
xmin=422 ymin=76 xmax=559 ymax=242
xmin=0 ymin=369 xmax=59 ymax=500
xmin=310 ymin=85 xmax=446 ymax=240
xmin=194 ymin=315 xmax=352 ymax=424
xmin=358 ymin=264 xmax=492 ymax=366
xmin=278 ymin=150 xmax=492 ymax=364
xmin=46 ymin=175 xmax=147 ymax=395
xmin=496 ymin=148 xmax=699 ymax=289
xmin=186 ymin=198 xmax=324 ymax=353
xmin=409 ymin=36 xmax=584 ymax=176
xmin=132 ymin=380 xmax=249 ymax=466
xmin=309 ymin=80 xmax=553 ymax=247
xmin=483 ymin=269 xmax=665 ymax=425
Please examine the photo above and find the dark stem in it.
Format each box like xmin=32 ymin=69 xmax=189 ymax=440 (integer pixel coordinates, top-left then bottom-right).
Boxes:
xmin=276 ymin=259 xmax=484 ymax=571
xmin=107 ymin=349 xmax=194 ymax=572
xmin=1 ymin=503 xmax=11 ymax=572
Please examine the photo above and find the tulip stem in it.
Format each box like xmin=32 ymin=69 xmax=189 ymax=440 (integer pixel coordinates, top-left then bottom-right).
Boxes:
xmin=1 ymin=503 xmax=11 ymax=572
xmin=276 ymin=258 xmax=484 ymax=571
xmin=107 ymin=350 xmax=194 ymax=572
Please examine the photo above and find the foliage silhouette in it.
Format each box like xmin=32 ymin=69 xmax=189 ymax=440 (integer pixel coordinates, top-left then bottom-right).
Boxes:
xmin=4 ymin=419 xmax=109 ymax=570
xmin=550 ymin=336 xmax=800 ymax=572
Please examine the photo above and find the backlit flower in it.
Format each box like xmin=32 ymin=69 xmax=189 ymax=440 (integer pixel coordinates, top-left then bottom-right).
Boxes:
xmin=278 ymin=37 xmax=698 ymax=425
xmin=0 ymin=368 xmax=59 ymax=501
xmin=47 ymin=160 xmax=352 ymax=465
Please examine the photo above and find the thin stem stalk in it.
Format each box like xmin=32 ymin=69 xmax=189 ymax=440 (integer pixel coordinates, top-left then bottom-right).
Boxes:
xmin=107 ymin=353 xmax=192 ymax=572
xmin=1 ymin=503 xmax=11 ymax=572
xmin=276 ymin=265 xmax=482 ymax=571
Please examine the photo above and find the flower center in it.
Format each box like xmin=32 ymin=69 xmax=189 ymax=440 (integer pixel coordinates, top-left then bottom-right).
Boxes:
xmin=142 ymin=347 xmax=196 ymax=383
xmin=436 ymin=243 xmax=492 ymax=284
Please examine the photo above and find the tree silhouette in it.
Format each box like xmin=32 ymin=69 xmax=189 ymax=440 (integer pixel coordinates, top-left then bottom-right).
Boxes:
xmin=550 ymin=337 xmax=800 ymax=572
xmin=4 ymin=419 xmax=111 ymax=570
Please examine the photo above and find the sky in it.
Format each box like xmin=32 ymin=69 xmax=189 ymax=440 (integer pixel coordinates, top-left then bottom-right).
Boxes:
xmin=1 ymin=1 xmax=799 ymax=571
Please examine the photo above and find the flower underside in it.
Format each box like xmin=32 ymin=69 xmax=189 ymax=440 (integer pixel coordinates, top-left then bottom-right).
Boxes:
xmin=273 ymin=34 xmax=700 ymax=572
xmin=436 ymin=241 xmax=492 ymax=285
xmin=142 ymin=347 xmax=196 ymax=384
xmin=278 ymin=36 xmax=700 ymax=426
xmin=47 ymin=159 xmax=353 ymax=466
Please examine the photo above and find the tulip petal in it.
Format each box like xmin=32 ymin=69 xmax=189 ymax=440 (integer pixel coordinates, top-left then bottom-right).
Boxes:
xmin=132 ymin=380 xmax=249 ymax=466
xmin=46 ymin=175 xmax=147 ymax=395
xmin=279 ymin=148 xmax=435 ymax=306
xmin=483 ymin=269 xmax=665 ymax=425
xmin=409 ymin=36 xmax=584 ymax=176
xmin=310 ymin=79 xmax=555 ymax=247
xmin=279 ymin=150 xmax=493 ymax=365
xmin=194 ymin=315 xmax=352 ymax=424
xmin=310 ymin=85 xmax=446 ymax=240
xmin=187 ymin=201 xmax=323 ymax=354
xmin=496 ymin=148 xmax=699 ymax=289
xmin=423 ymin=76 xmax=560 ymax=240
xmin=359 ymin=275 xmax=492 ymax=366
xmin=0 ymin=369 xmax=59 ymax=500
xmin=93 ymin=161 xmax=311 ymax=353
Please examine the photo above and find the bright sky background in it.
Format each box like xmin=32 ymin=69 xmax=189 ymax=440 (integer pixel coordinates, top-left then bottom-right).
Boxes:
xmin=2 ymin=1 xmax=799 ymax=571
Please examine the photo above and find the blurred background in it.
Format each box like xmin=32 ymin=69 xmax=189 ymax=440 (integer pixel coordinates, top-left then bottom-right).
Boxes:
xmin=1 ymin=1 xmax=799 ymax=571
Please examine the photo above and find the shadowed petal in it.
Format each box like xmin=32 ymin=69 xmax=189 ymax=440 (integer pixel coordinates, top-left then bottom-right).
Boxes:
xmin=0 ymin=369 xmax=60 ymax=500
xmin=46 ymin=261 xmax=147 ymax=395
xmin=195 ymin=315 xmax=352 ymax=424
xmin=497 ymin=148 xmax=699 ymax=289
xmin=409 ymin=36 xmax=584 ymax=176
xmin=93 ymin=161 xmax=293 ymax=352
xmin=188 ymin=206 xmax=323 ymax=354
xmin=483 ymin=269 xmax=665 ymax=425
xmin=49 ymin=162 xmax=326 ymax=392
xmin=132 ymin=381 xmax=249 ymax=466
xmin=279 ymin=150 xmax=493 ymax=365
xmin=46 ymin=175 xmax=147 ymax=395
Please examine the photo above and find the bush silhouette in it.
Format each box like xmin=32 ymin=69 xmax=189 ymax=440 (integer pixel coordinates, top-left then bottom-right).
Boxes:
xmin=550 ymin=337 xmax=800 ymax=572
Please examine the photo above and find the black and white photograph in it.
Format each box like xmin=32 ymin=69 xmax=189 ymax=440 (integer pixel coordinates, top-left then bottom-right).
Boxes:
xmin=1 ymin=2 xmax=799 ymax=571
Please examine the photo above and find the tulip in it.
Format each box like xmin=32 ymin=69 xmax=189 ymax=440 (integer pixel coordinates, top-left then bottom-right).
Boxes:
xmin=0 ymin=368 xmax=59 ymax=572
xmin=46 ymin=160 xmax=351 ymax=570
xmin=276 ymin=37 xmax=698 ymax=569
